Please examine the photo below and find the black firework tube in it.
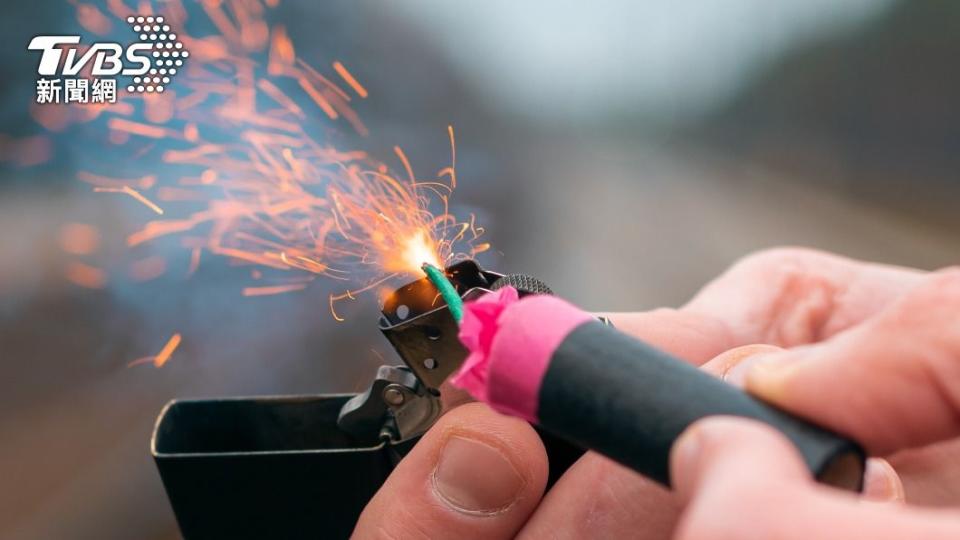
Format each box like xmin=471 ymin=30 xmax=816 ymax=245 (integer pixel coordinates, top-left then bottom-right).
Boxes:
xmin=450 ymin=288 xmax=865 ymax=491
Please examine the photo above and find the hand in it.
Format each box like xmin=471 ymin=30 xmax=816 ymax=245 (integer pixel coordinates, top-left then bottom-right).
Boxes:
xmin=670 ymin=261 xmax=960 ymax=539
xmin=352 ymin=248 xmax=954 ymax=539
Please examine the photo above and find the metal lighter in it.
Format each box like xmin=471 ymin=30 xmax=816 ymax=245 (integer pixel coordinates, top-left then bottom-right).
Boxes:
xmin=152 ymin=260 xmax=582 ymax=540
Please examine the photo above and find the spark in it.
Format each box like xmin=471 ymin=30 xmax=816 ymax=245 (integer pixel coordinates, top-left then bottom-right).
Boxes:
xmin=107 ymin=118 xmax=177 ymax=139
xmin=332 ymin=61 xmax=369 ymax=98
xmin=298 ymin=78 xmax=339 ymax=119
xmin=128 ymin=333 xmax=182 ymax=369
xmin=64 ymin=262 xmax=106 ymax=289
xmin=93 ymin=186 xmax=164 ymax=215
xmin=242 ymin=283 xmax=309 ymax=296
xmin=58 ymin=223 xmax=101 ymax=255
xmin=129 ymin=255 xmax=167 ymax=282
xmin=77 ymin=171 xmax=156 ymax=189
xmin=187 ymin=247 xmax=202 ymax=275
xmin=57 ymin=1 xmax=489 ymax=322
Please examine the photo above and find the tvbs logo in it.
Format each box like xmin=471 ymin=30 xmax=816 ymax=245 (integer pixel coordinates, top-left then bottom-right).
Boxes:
xmin=28 ymin=15 xmax=189 ymax=104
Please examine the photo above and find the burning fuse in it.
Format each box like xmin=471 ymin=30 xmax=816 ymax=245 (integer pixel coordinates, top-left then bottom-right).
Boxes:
xmin=337 ymin=259 xmax=558 ymax=442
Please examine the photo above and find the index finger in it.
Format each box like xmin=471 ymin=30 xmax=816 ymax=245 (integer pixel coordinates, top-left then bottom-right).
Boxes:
xmin=602 ymin=248 xmax=924 ymax=364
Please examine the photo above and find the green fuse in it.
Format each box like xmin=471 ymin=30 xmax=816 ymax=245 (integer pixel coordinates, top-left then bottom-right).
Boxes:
xmin=421 ymin=262 xmax=464 ymax=323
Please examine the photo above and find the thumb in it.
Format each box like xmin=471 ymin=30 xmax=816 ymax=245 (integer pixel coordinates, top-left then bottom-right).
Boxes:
xmin=671 ymin=416 xmax=812 ymax=508
xmin=670 ymin=417 xmax=960 ymax=540
xmin=353 ymin=403 xmax=547 ymax=539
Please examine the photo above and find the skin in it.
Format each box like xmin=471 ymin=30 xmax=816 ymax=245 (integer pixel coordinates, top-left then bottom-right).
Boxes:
xmin=353 ymin=247 xmax=960 ymax=538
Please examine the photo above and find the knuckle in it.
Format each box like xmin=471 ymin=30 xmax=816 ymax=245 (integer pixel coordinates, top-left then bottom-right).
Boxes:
xmin=725 ymin=247 xmax=838 ymax=344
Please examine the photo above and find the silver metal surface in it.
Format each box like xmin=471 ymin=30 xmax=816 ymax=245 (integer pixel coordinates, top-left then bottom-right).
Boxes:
xmin=337 ymin=365 xmax=441 ymax=443
xmin=382 ymin=385 xmax=406 ymax=406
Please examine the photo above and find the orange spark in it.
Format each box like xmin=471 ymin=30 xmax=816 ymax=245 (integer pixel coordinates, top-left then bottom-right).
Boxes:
xmin=74 ymin=3 xmax=113 ymax=35
xmin=332 ymin=61 xmax=368 ymax=98
xmin=399 ymin=229 xmax=442 ymax=271
xmin=56 ymin=3 xmax=488 ymax=322
xmin=107 ymin=118 xmax=177 ymax=139
xmin=128 ymin=333 xmax=182 ymax=369
xmin=242 ymin=283 xmax=308 ymax=296
xmin=94 ymin=186 xmax=164 ymax=215
xmin=394 ymin=145 xmax=415 ymax=183
xmin=298 ymin=78 xmax=339 ymax=119
xmin=187 ymin=248 xmax=202 ymax=275
xmin=438 ymin=125 xmax=457 ymax=188
xmin=65 ymin=262 xmax=107 ymax=289
xmin=58 ymin=223 xmax=101 ymax=255
xmin=129 ymin=255 xmax=167 ymax=282
xmin=0 ymin=134 xmax=52 ymax=167
xmin=269 ymin=25 xmax=295 ymax=74
xmin=77 ymin=172 xmax=156 ymax=189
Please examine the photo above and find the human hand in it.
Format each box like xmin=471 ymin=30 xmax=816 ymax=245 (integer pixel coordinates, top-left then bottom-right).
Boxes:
xmin=670 ymin=256 xmax=960 ymax=538
xmin=352 ymin=248 xmax=953 ymax=539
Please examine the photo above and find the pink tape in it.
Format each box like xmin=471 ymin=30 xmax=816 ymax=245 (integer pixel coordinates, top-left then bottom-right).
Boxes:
xmin=452 ymin=288 xmax=593 ymax=422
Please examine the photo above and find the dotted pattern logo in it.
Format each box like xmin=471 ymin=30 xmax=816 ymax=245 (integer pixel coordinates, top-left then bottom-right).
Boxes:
xmin=124 ymin=15 xmax=189 ymax=94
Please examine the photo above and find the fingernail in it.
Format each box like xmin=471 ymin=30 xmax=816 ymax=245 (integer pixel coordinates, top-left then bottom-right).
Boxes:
xmin=726 ymin=352 xmax=798 ymax=389
xmin=719 ymin=345 xmax=783 ymax=385
xmin=723 ymin=354 xmax=772 ymax=386
xmin=432 ymin=435 xmax=525 ymax=514
xmin=745 ymin=355 xmax=797 ymax=388
xmin=863 ymin=458 xmax=905 ymax=503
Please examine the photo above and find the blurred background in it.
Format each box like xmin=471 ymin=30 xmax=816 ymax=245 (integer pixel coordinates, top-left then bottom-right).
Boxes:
xmin=1 ymin=0 xmax=958 ymax=538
